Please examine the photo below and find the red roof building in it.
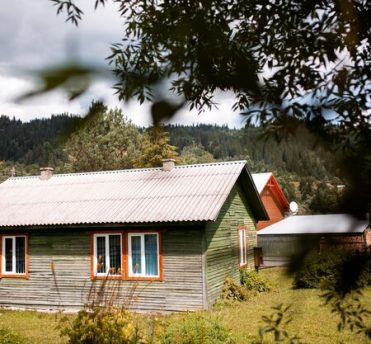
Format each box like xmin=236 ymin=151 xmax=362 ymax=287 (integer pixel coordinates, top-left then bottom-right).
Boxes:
xmin=252 ymin=173 xmax=290 ymax=230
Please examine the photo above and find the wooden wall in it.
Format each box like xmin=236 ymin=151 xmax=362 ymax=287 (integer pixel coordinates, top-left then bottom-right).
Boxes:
xmin=320 ymin=232 xmax=369 ymax=252
xmin=258 ymin=234 xmax=320 ymax=266
xmin=0 ymin=228 xmax=204 ymax=312
xmin=204 ymin=181 xmax=257 ymax=307
xmin=256 ymin=186 xmax=285 ymax=230
xmin=259 ymin=232 xmax=370 ymax=267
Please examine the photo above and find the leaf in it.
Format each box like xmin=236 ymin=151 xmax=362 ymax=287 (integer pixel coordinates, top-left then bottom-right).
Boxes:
xmin=16 ymin=62 xmax=96 ymax=102
xmin=150 ymin=100 xmax=185 ymax=125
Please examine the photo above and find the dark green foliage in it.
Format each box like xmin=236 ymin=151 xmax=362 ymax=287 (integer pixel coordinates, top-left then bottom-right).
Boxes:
xmin=59 ymin=306 xmax=144 ymax=344
xmin=221 ymin=277 xmax=249 ymax=302
xmin=0 ymin=114 xmax=77 ymax=165
xmin=222 ymin=270 xmax=271 ymax=302
xmin=162 ymin=313 xmax=235 ymax=344
xmin=293 ymin=250 xmax=371 ymax=290
xmin=240 ymin=269 xmax=271 ymax=293
xmin=17 ymin=63 xmax=95 ymax=102
xmin=322 ymin=289 xmax=371 ymax=339
xmin=258 ymin=304 xmax=303 ymax=344
xmin=320 ymin=252 xmax=371 ymax=340
xmin=168 ymin=124 xmax=337 ymax=179
xmin=309 ymin=182 xmax=342 ymax=214
xmin=0 ymin=328 xmax=24 ymax=344
xmin=52 ymin=0 xmax=371 ymax=216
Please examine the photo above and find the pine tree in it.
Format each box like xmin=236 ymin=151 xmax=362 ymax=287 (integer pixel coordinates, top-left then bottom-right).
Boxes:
xmin=133 ymin=125 xmax=178 ymax=168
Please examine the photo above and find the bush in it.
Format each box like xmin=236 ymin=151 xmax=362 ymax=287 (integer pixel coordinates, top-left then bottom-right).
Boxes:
xmin=240 ymin=269 xmax=271 ymax=292
xmin=0 ymin=328 xmax=24 ymax=344
xmin=293 ymin=250 xmax=371 ymax=290
xmin=162 ymin=313 xmax=235 ymax=344
xmin=221 ymin=277 xmax=249 ymax=301
xmin=60 ymin=306 xmax=144 ymax=344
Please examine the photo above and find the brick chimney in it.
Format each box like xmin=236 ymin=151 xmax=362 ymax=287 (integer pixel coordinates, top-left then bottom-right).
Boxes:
xmin=40 ymin=167 xmax=54 ymax=180
xmin=162 ymin=159 xmax=175 ymax=172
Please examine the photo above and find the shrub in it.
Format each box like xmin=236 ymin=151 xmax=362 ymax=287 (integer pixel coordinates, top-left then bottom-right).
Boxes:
xmin=162 ymin=313 xmax=235 ymax=344
xmin=293 ymin=250 xmax=371 ymax=290
xmin=59 ymin=306 xmax=144 ymax=344
xmin=240 ymin=269 xmax=271 ymax=292
xmin=221 ymin=277 xmax=249 ymax=301
xmin=0 ymin=328 xmax=24 ymax=344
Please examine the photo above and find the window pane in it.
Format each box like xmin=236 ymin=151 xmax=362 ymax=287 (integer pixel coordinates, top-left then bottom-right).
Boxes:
xmin=242 ymin=231 xmax=246 ymax=264
xmin=109 ymin=235 xmax=121 ymax=275
xmin=145 ymin=234 xmax=158 ymax=276
xmin=243 ymin=231 xmax=247 ymax=264
xmin=5 ymin=238 xmax=13 ymax=272
xmin=239 ymin=230 xmax=246 ymax=265
xmin=131 ymin=236 xmax=142 ymax=274
xmin=96 ymin=236 xmax=106 ymax=273
xmin=15 ymin=237 xmax=25 ymax=274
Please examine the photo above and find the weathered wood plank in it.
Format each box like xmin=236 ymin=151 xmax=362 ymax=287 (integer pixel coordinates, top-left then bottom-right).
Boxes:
xmin=0 ymin=228 xmax=203 ymax=312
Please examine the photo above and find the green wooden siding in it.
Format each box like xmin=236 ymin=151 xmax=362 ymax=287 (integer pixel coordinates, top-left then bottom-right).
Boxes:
xmin=0 ymin=179 xmax=260 ymax=311
xmin=0 ymin=229 xmax=203 ymax=312
xmin=204 ymin=181 xmax=257 ymax=306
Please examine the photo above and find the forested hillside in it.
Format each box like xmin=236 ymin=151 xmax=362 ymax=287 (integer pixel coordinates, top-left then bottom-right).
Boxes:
xmin=0 ymin=114 xmax=77 ymax=165
xmin=0 ymin=111 xmax=343 ymax=214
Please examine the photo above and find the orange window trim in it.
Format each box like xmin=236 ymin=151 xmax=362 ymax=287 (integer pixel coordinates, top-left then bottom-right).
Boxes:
xmin=0 ymin=233 xmax=29 ymax=279
xmin=237 ymin=226 xmax=248 ymax=268
xmin=125 ymin=231 xmax=163 ymax=282
xmin=89 ymin=230 xmax=163 ymax=282
xmin=89 ymin=231 xmax=125 ymax=281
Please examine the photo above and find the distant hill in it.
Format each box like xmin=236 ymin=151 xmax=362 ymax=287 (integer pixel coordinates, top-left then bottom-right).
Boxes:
xmin=0 ymin=114 xmax=78 ymax=165
xmin=167 ymin=124 xmax=338 ymax=179
xmin=0 ymin=115 xmax=342 ymax=214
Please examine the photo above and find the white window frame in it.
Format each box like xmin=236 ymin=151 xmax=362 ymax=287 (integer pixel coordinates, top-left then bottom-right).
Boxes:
xmin=128 ymin=232 xmax=160 ymax=278
xmin=239 ymin=228 xmax=247 ymax=267
xmin=93 ymin=233 xmax=122 ymax=277
xmin=1 ymin=235 xmax=27 ymax=275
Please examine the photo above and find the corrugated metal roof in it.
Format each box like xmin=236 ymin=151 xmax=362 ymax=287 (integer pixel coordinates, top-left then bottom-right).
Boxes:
xmin=257 ymin=214 xmax=369 ymax=235
xmin=252 ymin=173 xmax=272 ymax=194
xmin=0 ymin=160 xmax=259 ymax=227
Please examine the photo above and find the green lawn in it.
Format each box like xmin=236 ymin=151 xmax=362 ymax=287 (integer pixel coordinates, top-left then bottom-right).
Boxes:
xmin=0 ymin=268 xmax=369 ymax=343
xmin=213 ymin=268 xmax=371 ymax=343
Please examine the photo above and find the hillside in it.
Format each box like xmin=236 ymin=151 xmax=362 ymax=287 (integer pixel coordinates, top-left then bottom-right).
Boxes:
xmin=0 ymin=114 xmax=343 ymax=214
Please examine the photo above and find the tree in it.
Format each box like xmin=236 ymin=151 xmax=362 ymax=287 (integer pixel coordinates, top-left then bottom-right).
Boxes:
xmin=51 ymin=0 xmax=370 ymax=214
xmin=180 ymin=143 xmax=215 ymax=165
xmin=63 ymin=101 xmax=142 ymax=172
xmin=133 ymin=125 xmax=178 ymax=168
xmin=51 ymin=0 xmax=371 ymax=322
xmin=309 ymin=182 xmax=342 ymax=214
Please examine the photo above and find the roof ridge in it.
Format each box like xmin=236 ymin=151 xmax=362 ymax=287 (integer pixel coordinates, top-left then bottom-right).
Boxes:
xmin=7 ymin=160 xmax=247 ymax=180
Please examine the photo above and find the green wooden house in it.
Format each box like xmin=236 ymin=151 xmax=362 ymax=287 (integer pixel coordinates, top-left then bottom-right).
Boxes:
xmin=0 ymin=160 xmax=267 ymax=312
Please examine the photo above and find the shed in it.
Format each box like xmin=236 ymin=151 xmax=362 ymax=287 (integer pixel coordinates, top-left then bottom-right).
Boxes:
xmin=0 ymin=160 xmax=268 ymax=312
xmin=252 ymin=173 xmax=289 ymax=230
xmin=257 ymin=214 xmax=370 ymax=266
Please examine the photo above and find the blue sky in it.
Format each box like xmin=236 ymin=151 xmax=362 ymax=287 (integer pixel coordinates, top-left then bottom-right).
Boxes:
xmin=0 ymin=1 xmax=245 ymax=127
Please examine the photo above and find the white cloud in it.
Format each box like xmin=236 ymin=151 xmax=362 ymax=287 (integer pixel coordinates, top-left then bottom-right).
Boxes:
xmin=0 ymin=1 xmax=245 ymax=128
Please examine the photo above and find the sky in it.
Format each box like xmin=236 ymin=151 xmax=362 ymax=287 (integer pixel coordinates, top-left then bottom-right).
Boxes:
xmin=0 ymin=1 xmax=245 ymax=127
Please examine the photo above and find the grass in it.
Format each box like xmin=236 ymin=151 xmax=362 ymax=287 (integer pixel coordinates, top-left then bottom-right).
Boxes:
xmin=0 ymin=268 xmax=369 ymax=343
xmin=213 ymin=268 xmax=371 ymax=343
xmin=0 ymin=309 xmax=64 ymax=344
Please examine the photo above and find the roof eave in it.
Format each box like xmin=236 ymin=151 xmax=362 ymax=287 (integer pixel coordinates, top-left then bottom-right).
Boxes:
xmin=240 ymin=166 xmax=269 ymax=221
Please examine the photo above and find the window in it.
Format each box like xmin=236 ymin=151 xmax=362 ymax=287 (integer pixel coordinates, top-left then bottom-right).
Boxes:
xmin=1 ymin=235 xmax=28 ymax=277
xmin=90 ymin=231 xmax=162 ymax=280
xmin=238 ymin=227 xmax=247 ymax=267
xmin=128 ymin=233 xmax=160 ymax=278
xmin=93 ymin=234 xmax=122 ymax=277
